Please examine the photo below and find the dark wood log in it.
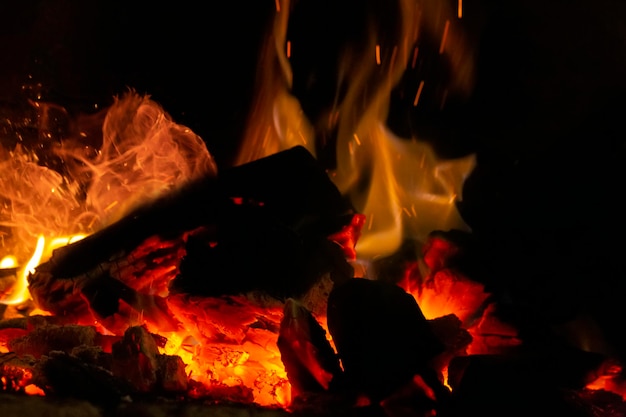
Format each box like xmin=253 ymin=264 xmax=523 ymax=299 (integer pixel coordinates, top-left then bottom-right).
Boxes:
xmin=35 ymin=145 xmax=355 ymax=280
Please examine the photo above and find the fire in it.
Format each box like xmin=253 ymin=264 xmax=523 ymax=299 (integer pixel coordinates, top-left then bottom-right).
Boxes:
xmin=0 ymin=0 xmax=559 ymax=411
xmin=236 ymin=0 xmax=476 ymax=261
xmin=0 ymin=0 xmax=480 ymax=408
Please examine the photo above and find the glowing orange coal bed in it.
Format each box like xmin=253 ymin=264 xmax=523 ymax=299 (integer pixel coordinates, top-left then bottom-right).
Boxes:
xmin=1 ymin=1 xmax=625 ymax=417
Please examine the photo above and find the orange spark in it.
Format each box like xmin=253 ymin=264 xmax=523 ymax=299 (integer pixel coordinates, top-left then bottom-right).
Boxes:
xmin=413 ymin=81 xmax=425 ymax=106
xmin=411 ymin=47 xmax=419 ymax=69
xmin=458 ymin=0 xmax=463 ymax=18
xmin=439 ymin=20 xmax=450 ymax=54
xmin=375 ymin=44 xmax=381 ymax=65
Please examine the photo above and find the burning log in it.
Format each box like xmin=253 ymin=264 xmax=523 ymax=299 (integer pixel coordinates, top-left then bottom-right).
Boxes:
xmin=27 ymin=145 xmax=357 ymax=331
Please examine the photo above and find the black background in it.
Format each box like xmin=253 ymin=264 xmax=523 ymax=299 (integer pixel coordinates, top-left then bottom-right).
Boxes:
xmin=1 ymin=0 xmax=626 ymax=363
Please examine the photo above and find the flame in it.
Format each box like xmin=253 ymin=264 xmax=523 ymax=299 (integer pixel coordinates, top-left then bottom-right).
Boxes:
xmin=236 ymin=0 xmax=476 ymax=262
xmin=0 ymin=91 xmax=216 ymax=303
xmin=0 ymin=0 xmax=481 ymax=408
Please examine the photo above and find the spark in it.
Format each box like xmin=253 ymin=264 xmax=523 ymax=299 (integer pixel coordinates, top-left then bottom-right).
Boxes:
xmin=458 ymin=0 xmax=463 ymax=18
xmin=402 ymin=207 xmax=412 ymax=217
xmin=411 ymin=47 xmax=419 ymax=69
xmin=413 ymin=80 xmax=425 ymax=106
xmin=104 ymin=201 xmax=119 ymax=212
xmin=353 ymin=133 xmax=362 ymax=146
xmin=286 ymin=40 xmax=291 ymax=58
xmin=298 ymin=131 xmax=307 ymax=145
xmin=375 ymin=44 xmax=381 ymax=65
xmin=367 ymin=213 xmax=374 ymax=231
xmin=275 ymin=0 xmax=280 ymax=12
xmin=439 ymin=20 xmax=450 ymax=54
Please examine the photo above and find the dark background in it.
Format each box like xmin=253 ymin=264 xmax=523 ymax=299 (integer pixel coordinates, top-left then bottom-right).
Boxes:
xmin=1 ymin=0 xmax=626 ymax=363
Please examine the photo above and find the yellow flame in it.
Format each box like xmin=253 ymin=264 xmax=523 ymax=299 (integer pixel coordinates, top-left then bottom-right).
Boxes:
xmin=0 ymin=234 xmax=87 ymax=306
xmin=236 ymin=0 xmax=476 ymax=260
xmin=0 ymin=256 xmax=17 ymax=269
xmin=0 ymin=92 xmax=216 ymax=308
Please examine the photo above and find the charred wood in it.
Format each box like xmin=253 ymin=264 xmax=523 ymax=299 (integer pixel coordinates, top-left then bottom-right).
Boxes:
xmin=35 ymin=145 xmax=354 ymax=279
xmin=33 ymin=351 xmax=132 ymax=408
xmin=277 ymin=298 xmax=343 ymax=399
xmin=111 ymin=326 xmax=188 ymax=395
xmin=0 ymin=352 xmax=36 ymax=393
xmin=327 ymin=278 xmax=448 ymax=404
xmin=27 ymin=146 xmax=357 ymax=327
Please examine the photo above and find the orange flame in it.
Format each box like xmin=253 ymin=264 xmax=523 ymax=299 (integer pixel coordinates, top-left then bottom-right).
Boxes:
xmin=0 ymin=0 xmax=481 ymax=408
xmin=0 ymin=92 xmax=217 ymax=304
xmin=236 ymin=0 xmax=476 ymax=263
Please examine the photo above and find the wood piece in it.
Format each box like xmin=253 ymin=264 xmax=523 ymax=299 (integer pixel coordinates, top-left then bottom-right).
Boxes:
xmin=33 ymin=351 xmax=131 ymax=408
xmin=277 ymin=298 xmax=343 ymax=399
xmin=27 ymin=146 xmax=357 ymax=329
xmin=327 ymin=278 xmax=447 ymax=403
xmin=110 ymin=326 xmax=161 ymax=393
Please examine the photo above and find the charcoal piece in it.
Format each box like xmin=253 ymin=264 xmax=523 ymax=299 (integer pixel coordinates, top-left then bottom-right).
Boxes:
xmin=8 ymin=324 xmax=98 ymax=359
xmin=156 ymin=355 xmax=188 ymax=393
xmin=33 ymin=350 xmax=132 ymax=408
xmin=111 ymin=326 xmax=160 ymax=393
xmin=277 ymin=298 xmax=343 ymax=398
xmin=327 ymin=278 xmax=446 ymax=403
xmin=427 ymin=314 xmax=473 ymax=374
xmin=1 ymin=352 xmax=37 ymax=393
